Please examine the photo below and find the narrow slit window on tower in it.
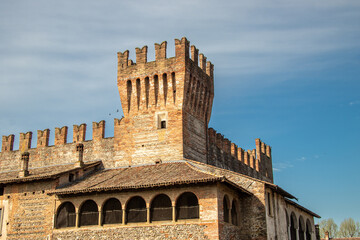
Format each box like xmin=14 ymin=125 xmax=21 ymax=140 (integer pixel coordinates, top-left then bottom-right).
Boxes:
xmin=136 ymin=78 xmax=141 ymax=110
xmin=163 ymin=73 xmax=168 ymax=105
xmin=172 ymin=72 xmax=176 ymax=103
xmin=154 ymin=75 xmax=159 ymax=106
xmin=145 ymin=77 xmax=150 ymax=108
xmin=127 ymin=80 xmax=132 ymax=112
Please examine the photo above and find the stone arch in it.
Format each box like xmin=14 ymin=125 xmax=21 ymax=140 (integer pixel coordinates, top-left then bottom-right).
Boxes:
xmin=126 ymin=196 xmax=147 ymax=223
xmin=290 ymin=212 xmax=298 ymax=240
xmin=223 ymin=194 xmax=230 ymax=223
xmin=102 ymin=198 xmax=122 ymax=225
xmin=176 ymin=192 xmax=199 ymax=220
xmin=150 ymin=194 xmax=172 ymax=222
xmin=55 ymin=201 xmax=76 ymax=229
xmin=299 ymin=216 xmax=305 ymax=240
xmin=79 ymin=199 xmax=99 ymax=226
xmin=306 ymin=219 xmax=312 ymax=240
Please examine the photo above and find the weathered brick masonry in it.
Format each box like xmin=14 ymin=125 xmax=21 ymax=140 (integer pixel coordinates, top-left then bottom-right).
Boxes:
xmin=0 ymin=37 xmax=319 ymax=240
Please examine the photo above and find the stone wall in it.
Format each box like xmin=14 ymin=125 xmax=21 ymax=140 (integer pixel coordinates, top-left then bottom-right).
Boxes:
xmin=3 ymin=180 xmax=56 ymax=240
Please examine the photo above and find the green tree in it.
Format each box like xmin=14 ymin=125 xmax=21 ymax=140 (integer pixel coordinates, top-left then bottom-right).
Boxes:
xmin=338 ymin=218 xmax=360 ymax=237
xmin=319 ymin=218 xmax=338 ymax=238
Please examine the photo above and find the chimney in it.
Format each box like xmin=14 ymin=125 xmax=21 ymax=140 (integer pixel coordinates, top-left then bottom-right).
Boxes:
xmin=75 ymin=143 xmax=84 ymax=168
xmin=19 ymin=152 xmax=30 ymax=177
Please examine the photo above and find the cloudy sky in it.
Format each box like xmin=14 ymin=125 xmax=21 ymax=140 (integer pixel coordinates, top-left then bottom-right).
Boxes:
xmin=1 ymin=0 xmax=359 ymax=224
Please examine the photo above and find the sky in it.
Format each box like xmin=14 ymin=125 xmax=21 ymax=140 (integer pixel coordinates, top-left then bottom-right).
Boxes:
xmin=0 ymin=0 xmax=359 ymax=225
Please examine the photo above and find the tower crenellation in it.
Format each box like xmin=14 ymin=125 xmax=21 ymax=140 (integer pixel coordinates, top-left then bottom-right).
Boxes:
xmin=92 ymin=120 xmax=105 ymax=142
xmin=37 ymin=129 xmax=50 ymax=148
xmin=2 ymin=134 xmax=14 ymax=152
xmin=73 ymin=123 xmax=86 ymax=143
xmin=19 ymin=131 xmax=32 ymax=152
xmin=55 ymin=126 xmax=68 ymax=145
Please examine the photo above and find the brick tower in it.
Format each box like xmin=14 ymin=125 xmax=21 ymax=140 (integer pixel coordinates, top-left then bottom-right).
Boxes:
xmin=115 ymin=37 xmax=214 ymax=166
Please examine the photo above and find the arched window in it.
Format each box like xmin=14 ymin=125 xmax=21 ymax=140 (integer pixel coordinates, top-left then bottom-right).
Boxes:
xmin=231 ymin=199 xmax=239 ymax=226
xmin=290 ymin=212 xmax=297 ymax=240
xmin=126 ymin=196 xmax=147 ymax=223
xmin=299 ymin=216 xmax=305 ymax=240
xmin=79 ymin=200 xmax=98 ymax=226
xmin=150 ymin=194 xmax=172 ymax=222
xmin=306 ymin=219 xmax=312 ymax=240
xmin=176 ymin=192 xmax=199 ymax=220
xmin=56 ymin=202 xmax=76 ymax=228
xmin=223 ymin=195 xmax=230 ymax=223
xmin=102 ymin=198 xmax=122 ymax=225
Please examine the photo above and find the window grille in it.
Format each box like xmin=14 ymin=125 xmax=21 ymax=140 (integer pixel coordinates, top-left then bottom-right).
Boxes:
xmin=176 ymin=192 xmax=199 ymax=220
xmin=102 ymin=198 xmax=122 ymax=224
xmin=126 ymin=196 xmax=147 ymax=223
xmin=56 ymin=202 xmax=76 ymax=229
xmin=79 ymin=200 xmax=98 ymax=226
xmin=150 ymin=194 xmax=172 ymax=222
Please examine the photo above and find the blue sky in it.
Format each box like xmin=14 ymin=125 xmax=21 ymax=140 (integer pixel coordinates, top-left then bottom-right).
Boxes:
xmin=0 ymin=0 xmax=359 ymax=224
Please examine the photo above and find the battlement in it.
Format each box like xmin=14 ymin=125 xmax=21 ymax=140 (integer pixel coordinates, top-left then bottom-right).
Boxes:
xmin=0 ymin=120 xmax=109 ymax=152
xmin=117 ymin=37 xmax=214 ymax=78
xmin=208 ymin=128 xmax=273 ymax=182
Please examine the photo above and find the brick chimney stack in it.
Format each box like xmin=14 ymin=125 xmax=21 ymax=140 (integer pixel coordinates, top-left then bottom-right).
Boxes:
xmin=19 ymin=152 xmax=30 ymax=177
xmin=75 ymin=143 xmax=84 ymax=168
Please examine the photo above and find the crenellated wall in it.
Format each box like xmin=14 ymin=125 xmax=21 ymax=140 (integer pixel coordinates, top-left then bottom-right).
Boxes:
xmin=0 ymin=121 xmax=114 ymax=172
xmin=207 ymin=128 xmax=273 ymax=183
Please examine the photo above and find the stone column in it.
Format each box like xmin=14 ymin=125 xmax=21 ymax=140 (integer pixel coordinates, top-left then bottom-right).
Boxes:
xmin=172 ymin=204 xmax=176 ymax=222
xmin=98 ymin=207 xmax=102 ymax=226
xmin=147 ymin=207 xmax=150 ymax=223
xmin=76 ymin=210 xmax=80 ymax=228
xmin=122 ymin=208 xmax=126 ymax=225
xmin=296 ymin=227 xmax=300 ymax=240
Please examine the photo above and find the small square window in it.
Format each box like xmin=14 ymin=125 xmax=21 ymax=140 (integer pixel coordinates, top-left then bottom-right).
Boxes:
xmin=156 ymin=112 xmax=167 ymax=129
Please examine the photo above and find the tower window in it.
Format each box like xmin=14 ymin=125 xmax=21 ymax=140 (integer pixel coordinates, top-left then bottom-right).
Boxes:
xmin=156 ymin=112 xmax=167 ymax=129
xmin=161 ymin=120 xmax=166 ymax=129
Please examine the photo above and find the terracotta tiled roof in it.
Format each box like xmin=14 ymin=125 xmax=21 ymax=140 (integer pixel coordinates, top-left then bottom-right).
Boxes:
xmin=49 ymin=161 xmax=252 ymax=195
xmin=0 ymin=161 xmax=101 ymax=184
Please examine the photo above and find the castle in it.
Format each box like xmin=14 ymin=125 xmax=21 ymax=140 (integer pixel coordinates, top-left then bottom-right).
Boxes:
xmin=0 ymin=37 xmax=319 ymax=239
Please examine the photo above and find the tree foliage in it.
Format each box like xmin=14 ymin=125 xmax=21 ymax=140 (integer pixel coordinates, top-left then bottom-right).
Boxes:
xmin=319 ymin=218 xmax=338 ymax=238
xmin=338 ymin=218 xmax=360 ymax=237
